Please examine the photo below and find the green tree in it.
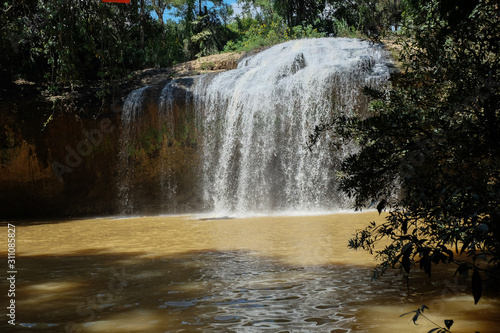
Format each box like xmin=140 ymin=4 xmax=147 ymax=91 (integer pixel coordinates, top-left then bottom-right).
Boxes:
xmin=237 ymin=0 xmax=277 ymax=21
xmin=148 ymin=0 xmax=169 ymax=23
xmin=327 ymin=0 xmax=403 ymax=35
xmin=311 ymin=0 xmax=499 ymax=302
xmin=273 ymin=0 xmax=326 ymax=27
xmin=177 ymin=0 xmax=235 ymax=58
xmin=0 ymin=0 xmax=186 ymax=93
xmin=147 ymin=0 xmax=187 ymax=23
xmin=235 ymin=0 xmax=328 ymax=30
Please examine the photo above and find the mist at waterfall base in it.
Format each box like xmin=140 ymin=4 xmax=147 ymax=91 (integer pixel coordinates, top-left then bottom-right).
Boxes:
xmin=119 ymin=38 xmax=391 ymax=217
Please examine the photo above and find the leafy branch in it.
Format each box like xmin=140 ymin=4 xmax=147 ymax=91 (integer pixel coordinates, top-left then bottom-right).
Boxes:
xmin=400 ymin=305 xmax=455 ymax=333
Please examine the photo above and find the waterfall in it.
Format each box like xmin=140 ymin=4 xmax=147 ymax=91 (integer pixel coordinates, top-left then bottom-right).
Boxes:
xmin=118 ymin=86 xmax=150 ymax=215
xmin=119 ymin=38 xmax=391 ymax=216
xmin=194 ymin=38 xmax=390 ymax=215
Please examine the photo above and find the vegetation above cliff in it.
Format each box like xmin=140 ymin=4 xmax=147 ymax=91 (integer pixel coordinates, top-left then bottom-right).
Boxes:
xmin=1 ymin=0 xmax=403 ymax=99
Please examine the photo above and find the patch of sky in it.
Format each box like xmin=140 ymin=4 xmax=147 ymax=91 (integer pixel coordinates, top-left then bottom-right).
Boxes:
xmin=149 ymin=0 xmax=241 ymax=23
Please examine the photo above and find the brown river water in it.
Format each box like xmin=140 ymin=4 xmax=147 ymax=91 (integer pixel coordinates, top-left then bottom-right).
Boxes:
xmin=1 ymin=212 xmax=499 ymax=332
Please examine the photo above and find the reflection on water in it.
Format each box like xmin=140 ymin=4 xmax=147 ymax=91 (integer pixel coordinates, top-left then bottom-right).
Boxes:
xmin=1 ymin=212 xmax=499 ymax=332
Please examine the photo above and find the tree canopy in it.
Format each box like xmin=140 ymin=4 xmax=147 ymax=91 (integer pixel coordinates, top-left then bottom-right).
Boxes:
xmin=310 ymin=0 xmax=499 ymax=303
xmin=0 ymin=0 xmax=187 ymax=93
xmin=0 ymin=0 xmax=407 ymax=93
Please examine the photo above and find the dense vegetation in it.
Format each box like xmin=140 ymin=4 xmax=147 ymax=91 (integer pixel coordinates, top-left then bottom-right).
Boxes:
xmin=0 ymin=0 xmax=402 ymax=94
xmin=311 ymin=0 xmax=500 ymax=303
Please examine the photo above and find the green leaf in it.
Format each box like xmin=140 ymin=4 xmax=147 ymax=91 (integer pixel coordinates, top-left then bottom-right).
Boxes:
xmin=443 ymin=249 xmax=454 ymax=263
xmin=472 ymin=268 xmax=482 ymax=304
xmin=377 ymin=199 xmax=387 ymax=215
xmin=400 ymin=310 xmax=417 ymax=318
xmin=412 ymin=312 xmax=420 ymax=325
xmin=401 ymin=242 xmax=414 ymax=274
xmin=421 ymin=255 xmax=432 ymax=278
xmin=432 ymin=251 xmax=441 ymax=264
xmin=477 ymin=223 xmax=489 ymax=234
xmin=460 ymin=237 xmax=472 ymax=254
xmin=420 ymin=305 xmax=429 ymax=312
xmin=455 ymin=263 xmax=469 ymax=285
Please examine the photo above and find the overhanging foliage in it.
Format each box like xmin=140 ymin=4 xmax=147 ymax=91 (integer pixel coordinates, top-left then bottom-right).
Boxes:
xmin=311 ymin=0 xmax=500 ymax=303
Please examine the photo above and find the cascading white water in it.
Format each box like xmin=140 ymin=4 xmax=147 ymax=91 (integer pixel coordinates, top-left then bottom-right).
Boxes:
xmin=118 ymin=86 xmax=150 ymax=214
xmin=193 ymin=38 xmax=391 ymax=215
xmin=119 ymin=38 xmax=391 ymax=216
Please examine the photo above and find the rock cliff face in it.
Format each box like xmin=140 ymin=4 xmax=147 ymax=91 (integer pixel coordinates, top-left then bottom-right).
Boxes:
xmin=0 ymin=52 xmax=243 ymax=219
xmin=115 ymin=78 xmax=202 ymax=216
xmin=0 ymin=80 xmax=201 ymax=219
xmin=1 ymin=95 xmax=109 ymax=217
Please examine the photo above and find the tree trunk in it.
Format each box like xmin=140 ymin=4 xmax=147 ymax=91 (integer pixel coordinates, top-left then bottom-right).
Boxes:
xmin=140 ymin=0 xmax=145 ymax=49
